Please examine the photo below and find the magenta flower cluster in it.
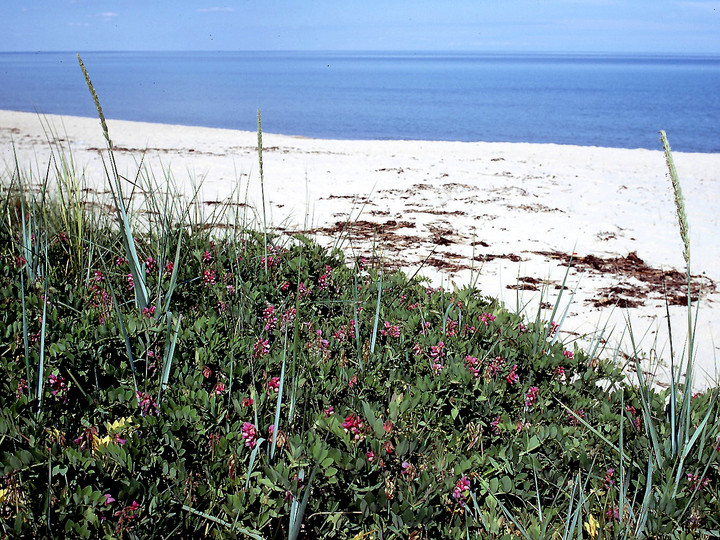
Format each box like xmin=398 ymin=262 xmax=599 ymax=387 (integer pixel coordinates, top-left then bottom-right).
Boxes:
xmin=380 ymin=321 xmax=401 ymax=338
xmin=452 ymin=476 xmax=471 ymax=503
xmin=524 ymin=386 xmax=539 ymax=407
xmin=242 ymin=422 xmax=258 ymax=448
xmin=464 ymin=355 xmax=480 ymax=378
xmin=48 ymin=374 xmax=68 ymax=403
xmin=342 ymin=414 xmax=365 ymax=440
xmin=506 ymin=364 xmax=519 ymax=385
xmin=263 ymin=305 xmax=277 ymax=331
xmin=136 ymin=391 xmax=158 ymax=416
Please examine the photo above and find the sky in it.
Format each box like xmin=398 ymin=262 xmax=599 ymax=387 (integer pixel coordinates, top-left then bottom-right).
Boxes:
xmin=3 ymin=0 xmax=720 ymax=54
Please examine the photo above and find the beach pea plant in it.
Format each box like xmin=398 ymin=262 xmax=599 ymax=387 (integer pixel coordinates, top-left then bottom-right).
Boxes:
xmin=1 ymin=167 xmax=719 ymax=538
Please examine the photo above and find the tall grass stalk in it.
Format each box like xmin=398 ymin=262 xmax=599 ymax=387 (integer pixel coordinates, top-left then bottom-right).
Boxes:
xmin=77 ymin=54 xmax=150 ymax=312
xmin=257 ymin=109 xmax=268 ymax=275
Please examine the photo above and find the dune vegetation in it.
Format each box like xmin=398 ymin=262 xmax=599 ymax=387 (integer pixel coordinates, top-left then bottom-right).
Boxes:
xmin=0 ymin=58 xmax=718 ymax=540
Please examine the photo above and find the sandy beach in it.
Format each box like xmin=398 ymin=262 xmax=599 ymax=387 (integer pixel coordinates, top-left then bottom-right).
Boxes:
xmin=2 ymin=109 xmax=719 ymax=389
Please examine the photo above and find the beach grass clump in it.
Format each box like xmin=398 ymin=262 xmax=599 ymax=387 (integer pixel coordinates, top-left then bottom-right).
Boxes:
xmin=1 ymin=161 xmax=719 ymax=538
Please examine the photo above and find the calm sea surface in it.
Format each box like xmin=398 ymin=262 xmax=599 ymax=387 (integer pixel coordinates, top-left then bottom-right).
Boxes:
xmin=1 ymin=51 xmax=719 ymax=152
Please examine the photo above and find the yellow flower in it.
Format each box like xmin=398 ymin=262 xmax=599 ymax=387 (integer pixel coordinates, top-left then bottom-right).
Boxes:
xmin=106 ymin=416 xmax=134 ymax=433
xmin=584 ymin=514 xmax=599 ymax=539
xmin=0 ymin=488 xmax=8 ymax=504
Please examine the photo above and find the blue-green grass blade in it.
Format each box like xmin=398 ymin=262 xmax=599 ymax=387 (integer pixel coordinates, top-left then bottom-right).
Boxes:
xmin=158 ymin=313 xmax=182 ymax=404
xmin=180 ymin=504 xmax=264 ymax=539
xmin=162 ymin=229 xmax=183 ymax=315
xmin=288 ymin=464 xmax=318 ymax=540
xmin=635 ymin=458 xmax=653 ymax=537
xmin=245 ymin=438 xmax=266 ymax=490
xmin=370 ymin=273 xmax=383 ymax=355
xmin=101 ymin=259 xmax=139 ymax=395
xmin=35 ymin=268 xmax=49 ymax=416
xmin=20 ymin=272 xmax=31 ymax=399
xmin=270 ymin=332 xmax=288 ymax=461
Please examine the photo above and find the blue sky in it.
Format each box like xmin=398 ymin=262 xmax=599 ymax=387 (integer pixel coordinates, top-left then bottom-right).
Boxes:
xmin=4 ymin=1 xmax=720 ymax=53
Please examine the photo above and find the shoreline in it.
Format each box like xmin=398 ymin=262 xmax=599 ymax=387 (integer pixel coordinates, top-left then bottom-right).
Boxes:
xmin=2 ymin=109 xmax=720 ymax=389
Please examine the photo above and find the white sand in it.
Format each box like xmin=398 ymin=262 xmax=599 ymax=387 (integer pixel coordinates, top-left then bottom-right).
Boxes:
xmin=2 ymin=109 xmax=720 ymax=389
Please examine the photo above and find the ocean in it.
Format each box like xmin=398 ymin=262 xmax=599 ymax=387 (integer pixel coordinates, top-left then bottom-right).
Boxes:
xmin=1 ymin=51 xmax=719 ymax=153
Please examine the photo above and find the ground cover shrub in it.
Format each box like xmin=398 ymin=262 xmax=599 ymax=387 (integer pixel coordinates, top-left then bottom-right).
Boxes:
xmin=1 ymin=182 xmax=719 ymax=538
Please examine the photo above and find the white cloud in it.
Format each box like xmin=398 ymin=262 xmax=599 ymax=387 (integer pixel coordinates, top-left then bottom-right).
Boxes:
xmin=196 ymin=7 xmax=234 ymax=13
xmin=97 ymin=11 xmax=118 ymax=18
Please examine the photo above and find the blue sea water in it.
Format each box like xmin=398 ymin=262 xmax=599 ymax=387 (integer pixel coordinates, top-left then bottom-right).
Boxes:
xmin=1 ymin=51 xmax=719 ymax=153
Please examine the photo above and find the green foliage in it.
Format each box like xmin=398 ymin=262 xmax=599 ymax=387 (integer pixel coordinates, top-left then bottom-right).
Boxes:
xmin=1 ymin=184 xmax=718 ymax=538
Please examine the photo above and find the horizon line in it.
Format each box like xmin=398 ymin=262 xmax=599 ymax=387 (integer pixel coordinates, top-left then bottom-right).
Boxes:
xmin=2 ymin=48 xmax=720 ymax=57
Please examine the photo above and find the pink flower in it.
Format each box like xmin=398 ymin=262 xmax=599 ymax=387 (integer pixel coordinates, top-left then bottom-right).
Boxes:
xmin=114 ymin=500 xmax=141 ymax=533
xmin=487 ymin=356 xmax=505 ymax=378
xmin=554 ymin=365 xmax=566 ymax=378
xmin=116 ymin=256 xmax=128 ymax=266
xmin=465 ymin=355 xmax=481 ymax=378
xmin=280 ymin=281 xmax=290 ymax=291
xmin=253 ymin=338 xmax=270 ymax=358
xmin=549 ymin=321 xmax=559 ymax=335
xmin=263 ymin=305 xmax=277 ymax=331
xmin=94 ymin=271 xmax=105 ymax=282
xmin=348 ymin=375 xmax=358 ymax=388
xmin=383 ymin=420 xmax=393 ymax=434
xmin=203 ymin=269 xmax=216 ymax=285
xmin=242 ymin=397 xmax=253 ymax=407
xmin=202 ymin=366 xmax=212 ymax=378
xmin=429 ymin=341 xmax=444 ymax=360
xmin=48 ymin=374 xmax=68 ymax=403
xmin=241 ymin=422 xmax=258 ymax=448
xmin=281 ymin=308 xmax=297 ymax=327
xmin=202 ymin=250 xmax=213 ymax=263
xmin=452 ymin=476 xmax=471 ymax=502
xmin=267 ymin=376 xmax=280 ymax=394
xmin=380 ymin=321 xmax=401 ymax=338
xmin=606 ymin=506 xmax=619 ymax=522
xmin=145 ymin=257 xmax=157 ymax=274
xmin=16 ymin=379 xmax=28 ymax=399
xmin=127 ymin=273 xmax=134 ymax=290
xmin=324 ymin=406 xmax=334 ymax=417
xmin=298 ymin=281 xmax=311 ymax=298
xmin=136 ymin=391 xmax=158 ymax=416
xmin=490 ymin=415 xmax=502 ymax=433
xmin=569 ymin=409 xmax=585 ymax=426
xmin=604 ymin=468 xmax=615 ymax=488
xmin=480 ymin=312 xmax=496 ymax=326
xmin=104 ymin=494 xmax=115 ymax=505
xmin=431 ymin=362 xmax=443 ymax=376
xmin=687 ymin=473 xmax=710 ymax=491
xmin=213 ymin=383 xmax=226 ymax=395
xmin=524 ymin=386 xmax=539 ymax=407
xmin=342 ymin=414 xmax=365 ymax=440
xmin=165 ymin=262 xmax=174 ymax=275
xmin=366 ymin=450 xmax=376 ymax=462
xmin=318 ymin=265 xmax=332 ymax=290
xmin=141 ymin=305 xmax=156 ymax=318
xmin=506 ymin=364 xmax=519 ymax=385
xmin=563 ymin=349 xmax=574 ymax=359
